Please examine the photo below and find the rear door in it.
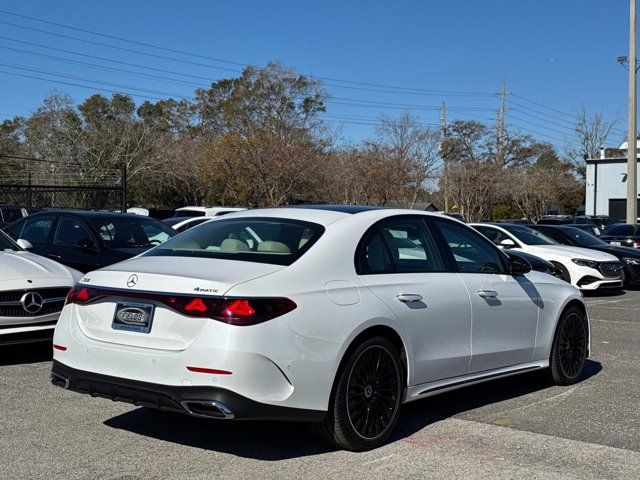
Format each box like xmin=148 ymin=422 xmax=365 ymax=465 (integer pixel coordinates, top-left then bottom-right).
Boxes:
xmin=357 ymin=216 xmax=472 ymax=385
xmin=431 ymin=218 xmax=539 ymax=373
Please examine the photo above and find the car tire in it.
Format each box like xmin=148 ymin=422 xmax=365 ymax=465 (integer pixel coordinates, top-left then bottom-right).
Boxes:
xmin=552 ymin=261 xmax=572 ymax=284
xmin=312 ymin=336 xmax=404 ymax=451
xmin=548 ymin=306 xmax=589 ymax=385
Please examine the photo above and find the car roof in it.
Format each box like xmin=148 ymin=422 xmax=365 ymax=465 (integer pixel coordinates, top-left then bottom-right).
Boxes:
xmin=283 ymin=204 xmax=386 ymax=214
xmin=219 ymin=206 xmax=453 ymax=227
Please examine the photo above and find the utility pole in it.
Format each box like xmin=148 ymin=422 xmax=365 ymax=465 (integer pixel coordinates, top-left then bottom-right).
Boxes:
xmin=628 ymin=0 xmax=638 ymax=223
xmin=496 ymin=80 xmax=506 ymax=166
xmin=441 ymin=101 xmax=448 ymax=212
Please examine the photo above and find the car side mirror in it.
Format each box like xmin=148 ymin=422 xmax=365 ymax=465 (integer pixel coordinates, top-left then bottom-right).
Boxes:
xmin=74 ymin=237 xmax=98 ymax=253
xmin=17 ymin=238 xmax=33 ymax=250
xmin=509 ymin=255 xmax=531 ymax=275
xmin=500 ymin=238 xmax=516 ymax=249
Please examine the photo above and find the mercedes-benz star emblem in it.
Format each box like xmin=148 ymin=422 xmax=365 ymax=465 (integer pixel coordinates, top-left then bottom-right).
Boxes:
xmin=21 ymin=292 xmax=44 ymax=314
xmin=127 ymin=274 xmax=139 ymax=288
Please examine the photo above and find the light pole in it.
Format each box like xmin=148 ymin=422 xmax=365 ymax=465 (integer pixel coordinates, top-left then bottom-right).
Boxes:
xmin=627 ymin=0 xmax=638 ymax=223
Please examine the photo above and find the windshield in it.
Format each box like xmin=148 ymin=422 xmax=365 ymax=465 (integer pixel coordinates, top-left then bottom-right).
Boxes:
xmin=0 ymin=230 xmax=19 ymax=251
xmin=563 ymin=227 xmax=606 ymax=246
xmin=144 ymin=217 xmax=325 ymax=266
xmin=89 ymin=216 xmax=176 ymax=249
xmin=503 ymin=225 xmax=557 ymax=245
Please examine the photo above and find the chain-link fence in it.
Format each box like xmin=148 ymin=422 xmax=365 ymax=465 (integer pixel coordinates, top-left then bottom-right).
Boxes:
xmin=0 ymin=156 xmax=127 ymax=212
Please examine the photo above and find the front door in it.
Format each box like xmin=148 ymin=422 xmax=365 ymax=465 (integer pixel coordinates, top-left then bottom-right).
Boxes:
xmin=432 ymin=219 xmax=540 ymax=373
xmin=357 ymin=216 xmax=472 ymax=386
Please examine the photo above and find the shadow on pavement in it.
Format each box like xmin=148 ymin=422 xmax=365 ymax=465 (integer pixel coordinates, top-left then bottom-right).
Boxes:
xmin=0 ymin=341 xmax=52 ymax=366
xmin=104 ymin=360 xmax=602 ymax=460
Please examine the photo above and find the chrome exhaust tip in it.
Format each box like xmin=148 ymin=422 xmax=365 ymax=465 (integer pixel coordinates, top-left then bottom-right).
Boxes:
xmin=51 ymin=372 xmax=70 ymax=389
xmin=180 ymin=400 xmax=234 ymax=419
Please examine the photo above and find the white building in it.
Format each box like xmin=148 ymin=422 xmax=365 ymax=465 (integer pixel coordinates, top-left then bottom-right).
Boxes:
xmin=585 ymin=141 xmax=640 ymax=218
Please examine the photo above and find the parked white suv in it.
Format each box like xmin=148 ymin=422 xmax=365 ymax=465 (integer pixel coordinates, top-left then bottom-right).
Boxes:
xmin=472 ymin=223 xmax=622 ymax=290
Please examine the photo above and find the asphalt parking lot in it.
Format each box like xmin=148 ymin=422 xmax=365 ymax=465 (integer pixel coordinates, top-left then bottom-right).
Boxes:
xmin=1 ymin=289 xmax=639 ymax=480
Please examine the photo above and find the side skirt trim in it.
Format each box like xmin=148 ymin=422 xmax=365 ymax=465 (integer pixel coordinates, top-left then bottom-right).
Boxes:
xmin=406 ymin=360 xmax=549 ymax=401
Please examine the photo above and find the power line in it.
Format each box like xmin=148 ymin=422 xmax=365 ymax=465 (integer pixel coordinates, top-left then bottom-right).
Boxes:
xmin=0 ymin=13 xmax=497 ymax=97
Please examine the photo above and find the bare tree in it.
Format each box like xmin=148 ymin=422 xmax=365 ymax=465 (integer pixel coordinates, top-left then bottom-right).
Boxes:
xmin=567 ymin=107 xmax=618 ymax=180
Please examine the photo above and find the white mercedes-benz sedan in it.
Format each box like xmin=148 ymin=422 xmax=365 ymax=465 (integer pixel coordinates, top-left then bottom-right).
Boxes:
xmin=471 ymin=223 xmax=623 ymax=291
xmin=1 ymin=230 xmax=82 ymax=345
xmin=51 ymin=206 xmax=590 ymax=450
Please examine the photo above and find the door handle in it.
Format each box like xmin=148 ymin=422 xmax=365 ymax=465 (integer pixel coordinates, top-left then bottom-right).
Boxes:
xmin=48 ymin=253 xmax=61 ymax=260
xmin=397 ymin=293 xmax=423 ymax=303
xmin=477 ymin=289 xmax=498 ymax=298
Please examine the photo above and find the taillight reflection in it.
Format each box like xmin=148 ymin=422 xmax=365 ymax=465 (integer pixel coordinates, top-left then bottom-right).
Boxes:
xmin=64 ymin=284 xmax=296 ymax=326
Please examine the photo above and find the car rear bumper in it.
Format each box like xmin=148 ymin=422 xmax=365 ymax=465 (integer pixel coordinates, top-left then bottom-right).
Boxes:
xmin=51 ymin=360 xmax=326 ymax=422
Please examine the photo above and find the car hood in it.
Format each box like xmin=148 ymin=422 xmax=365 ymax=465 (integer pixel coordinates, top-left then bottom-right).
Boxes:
xmin=0 ymin=250 xmax=82 ymax=283
xmin=81 ymin=255 xmax=285 ymax=296
xmin=529 ymin=245 xmax=619 ymax=262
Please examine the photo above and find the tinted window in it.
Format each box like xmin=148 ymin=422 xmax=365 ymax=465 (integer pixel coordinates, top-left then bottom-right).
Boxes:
xmin=435 ymin=220 xmax=505 ymax=274
xmin=379 ymin=219 xmax=443 ymax=272
xmin=502 ymin=225 xmax=556 ymax=245
xmin=89 ymin=217 xmax=176 ymax=248
xmin=561 ymin=227 xmax=606 ymax=246
xmin=145 ymin=217 xmax=324 ymax=266
xmin=5 ymin=218 xmax=25 ymax=240
xmin=0 ymin=230 xmax=19 ymax=250
xmin=357 ymin=231 xmax=394 ymax=274
xmin=606 ymin=224 xmax=634 ymax=236
xmin=55 ymin=217 xmax=92 ymax=247
xmin=173 ymin=210 xmax=204 ymax=218
xmin=475 ymin=225 xmax=515 ymax=246
xmin=534 ymin=227 xmax=569 ymax=244
xmin=177 ymin=218 xmax=209 ymax=233
xmin=21 ymin=215 xmax=56 ymax=244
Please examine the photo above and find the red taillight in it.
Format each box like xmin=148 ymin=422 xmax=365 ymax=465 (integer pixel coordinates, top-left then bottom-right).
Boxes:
xmin=221 ymin=300 xmax=255 ymax=318
xmin=184 ymin=297 xmax=208 ymax=314
xmin=53 ymin=344 xmax=67 ymax=351
xmin=65 ymin=284 xmax=99 ymax=305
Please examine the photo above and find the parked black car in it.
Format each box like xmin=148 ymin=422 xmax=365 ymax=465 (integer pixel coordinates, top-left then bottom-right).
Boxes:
xmin=600 ymin=224 xmax=640 ymax=249
xmin=4 ymin=211 xmax=176 ymax=272
xmin=504 ymin=249 xmax=561 ymax=278
xmin=537 ymin=215 xmax=596 ymax=226
xmin=568 ymin=223 xmax=603 ymax=237
xmin=586 ymin=215 xmax=623 ymax=230
xmin=530 ymin=224 xmax=639 ymax=286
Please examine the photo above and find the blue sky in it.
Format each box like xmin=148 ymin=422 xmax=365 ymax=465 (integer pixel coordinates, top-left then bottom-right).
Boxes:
xmin=0 ymin=0 xmax=632 ymax=149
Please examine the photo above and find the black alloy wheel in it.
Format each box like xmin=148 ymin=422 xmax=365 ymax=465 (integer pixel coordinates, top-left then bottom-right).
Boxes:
xmin=313 ymin=336 xmax=403 ymax=451
xmin=346 ymin=345 xmax=401 ymax=440
xmin=549 ymin=306 xmax=588 ymax=385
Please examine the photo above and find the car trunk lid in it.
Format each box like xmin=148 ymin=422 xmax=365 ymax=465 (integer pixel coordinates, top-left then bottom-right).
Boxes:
xmin=73 ymin=257 xmax=283 ymax=350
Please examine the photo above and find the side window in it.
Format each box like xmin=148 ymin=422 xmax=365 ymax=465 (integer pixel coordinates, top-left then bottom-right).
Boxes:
xmin=357 ymin=230 xmax=395 ymax=274
xmin=475 ymin=226 xmax=510 ymax=245
xmin=356 ymin=218 xmax=444 ymax=274
xmin=538 ymin=228 xmax=565 ymax=244
xmin=21 ymin=215 xmax=56 ymax=245
xmin=434 ymin=220 xmax=506 ymax=274
xmin=55 ymin=217 xmax=92 ymax=247
xmin=379 ymin=219 xmax=444 ymax=272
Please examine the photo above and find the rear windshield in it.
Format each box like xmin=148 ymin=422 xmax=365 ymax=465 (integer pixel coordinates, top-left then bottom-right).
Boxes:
xmin=605 ymin=224 xmax=636 ymax=236
xmin=144 ymin=217 xmax=325 ymax=266
xmin=89 ymin=216 xmax=176 ymax=249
